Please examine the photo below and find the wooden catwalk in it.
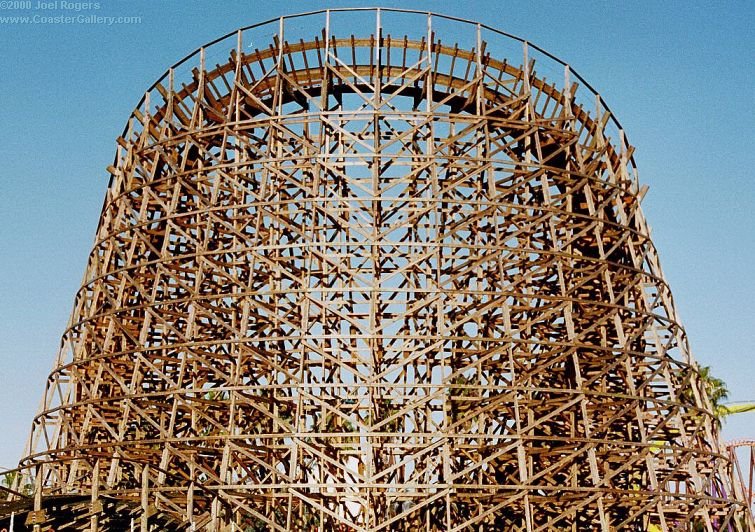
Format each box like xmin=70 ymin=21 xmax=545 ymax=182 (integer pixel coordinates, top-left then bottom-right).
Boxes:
xmin=2 ymin=8 xmax=752 ymax=531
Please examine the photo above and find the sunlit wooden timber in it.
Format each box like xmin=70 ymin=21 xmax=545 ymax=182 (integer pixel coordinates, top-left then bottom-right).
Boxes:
xmin=2 ymin=8 xmax=752 ymax=531
xmin=729 ymin=440 xmax=755 ymax=522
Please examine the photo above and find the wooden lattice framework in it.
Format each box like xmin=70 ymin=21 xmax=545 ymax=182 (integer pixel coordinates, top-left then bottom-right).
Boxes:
xmin=729 ymin=440 xmax=755 ymax=521
xmin=2 ymin=8 xmax=752 ymax=531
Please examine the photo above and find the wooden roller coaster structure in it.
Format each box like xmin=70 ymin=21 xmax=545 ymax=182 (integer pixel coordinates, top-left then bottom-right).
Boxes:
xmin=1 ymin=8 xmax=752 ymax=531
xmin=729 ymin=440 xmax=755 ymax=520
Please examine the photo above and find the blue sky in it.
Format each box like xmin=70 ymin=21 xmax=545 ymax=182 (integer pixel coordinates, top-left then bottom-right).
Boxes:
xmin=0 ymin=0 xmax=753 ymax=469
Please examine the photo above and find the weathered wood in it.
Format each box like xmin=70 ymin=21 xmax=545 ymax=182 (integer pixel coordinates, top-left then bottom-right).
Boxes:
xmin=140 ymin=466 xmax=149 ymax=532
xmin=2 ymin=7 xmax=751 ymax=532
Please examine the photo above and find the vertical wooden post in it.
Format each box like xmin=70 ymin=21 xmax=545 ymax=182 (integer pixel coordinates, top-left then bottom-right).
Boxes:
xmin=32 ymin=466 xmax=42 ymax=532
xmin=186 ymin=479 xmax=194 ymax=529
xmin=90 ymin=460 xmax=100 ymax=532
xmin=211 ymin=495 xmax=220 ymax=531
xmin=140 ymin=465 xmax=149 ymax=532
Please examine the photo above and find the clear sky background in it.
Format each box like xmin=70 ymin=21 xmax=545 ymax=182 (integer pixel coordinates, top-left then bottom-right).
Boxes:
xmin=0 ymin=0 xmax=753 ymax=470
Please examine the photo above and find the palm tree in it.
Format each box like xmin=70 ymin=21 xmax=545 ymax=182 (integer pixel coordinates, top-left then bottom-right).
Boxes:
xmin=697 ymin=365 xmax=729 ymax=428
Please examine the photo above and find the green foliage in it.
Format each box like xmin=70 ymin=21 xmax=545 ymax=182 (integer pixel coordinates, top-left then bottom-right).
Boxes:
xmin=0 ymin=470 xmax=15 ymax=491
xmin=203 ymin=389 xmax=230 ymax=401
xmin=697 ymin=365 xmax=729 ymax=429
xmin=0 ymin=470 xmax=33 ymax=496
xmin=698 ymin=365 xmax=729 ymax=407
